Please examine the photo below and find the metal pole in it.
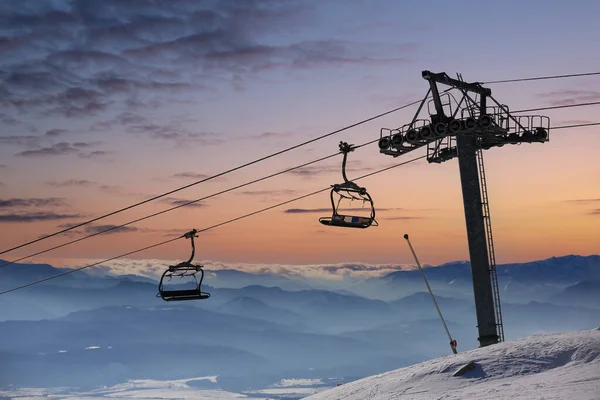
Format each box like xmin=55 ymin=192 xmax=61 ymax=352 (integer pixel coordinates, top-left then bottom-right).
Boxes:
xmin=455 ymin=133 xmax=499 ymax=347
xmin=403 ymin=234 xmax=457 ymax=354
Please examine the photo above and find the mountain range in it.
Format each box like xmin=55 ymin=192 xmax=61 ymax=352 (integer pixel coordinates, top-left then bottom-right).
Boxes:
xmin=0 ymin=254 xmax=598 ymax=393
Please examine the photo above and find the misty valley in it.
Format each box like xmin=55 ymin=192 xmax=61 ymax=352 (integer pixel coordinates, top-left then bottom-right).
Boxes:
xmin=0 ymin=255 xmax=598 ymax=398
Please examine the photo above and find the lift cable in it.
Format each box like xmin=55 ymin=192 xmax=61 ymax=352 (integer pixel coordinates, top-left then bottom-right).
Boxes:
xmin=0 ymin=236 xmax=183 ymax=296
xmin=1 ymin=122 xmax=596 ymax=294
xmin=4 ymin=80 xmax=598 ymax=258
xmin=0 ymin=100 xmax=421 ymax=257
xmin=551 ymin=122 xmax=600 ymax=130
xmin=0 ymin=154 xmax=426 ymax=296
xmin=0 ymin=139 xmax=380 ymax=270
xmin=512 ymin=101 xmax=600 ymax=113
xmin=1 ymin=119 xmax=597 ymax=270
xmin=483 ymin=71 xmax=600 ymax=84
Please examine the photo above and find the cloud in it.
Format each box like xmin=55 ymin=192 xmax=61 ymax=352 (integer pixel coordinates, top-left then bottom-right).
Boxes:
xmin=15 ymin=142 xmax=81 ymax=157
xmin=0 ymin=132 xmax=102 ymax=159
xmin=57 ymin=223 xmax=169 ymax=237
xmin=288 ymin=165 xmax=338 ymax=178
xmin=9 ymin=86 xmax=110 ymax=118
xmin=564 ymin=198 xmax=600 ymax=204
xmin=240 ymin=189 xmax=298 ymax=196
xmin=15 ymin=141 xmax=104 ymax=157
xmin=563 ymin=199 xmax=600 ymax=216
xmin=127 ymin=123 xmax=223 ymax=146
xmin=84 ymin=225 xmax=139 ymax=235
xmin=45 ymin=179 xmax=143 ymax=198
xmin=1 ymin=134 xmax=105 ymax=158
xmin=48 ymin=179 xmax=96 ymax=187
xmin=97 ymin=184 xmax=148 ymax=198
xmin=79 ymin=150 xmax=112 ymax=159
xmin=73 ymin=142 xmax=97 ymax=148
xmin=285 ymin=207 xmax=339 ymax=214
xmin=172 ymin=172 xmax=211 ymax=180
xmin=0 ymin=1 xmax=416 ymax=122
xmin=0 ymin=212 xmax=82 ymax=223
xmin=94 ymin=76 xmax=201 ymax=95
xmin=162 ymin=197 xmax=205 ymax=208
xmin=537 ymin=90 xmax=600 ymax=106
xmin=170 ymin=172 xmax=226 ymax=183
xmin=152 ymin=132 xmax=223 ymax=146
xmin=66 ymin=258 xmax=412 ymax=281
xmin=0 ymin=135 xmax=42 ymax=147
xmin=384 ymin=216 xmax=424 ymax=220
xmin=45 ymin=129 xmax=69 ymax=137
xmin=254 ymin=131 xmax=296 ymax=139
xmin=288 ymin=163 xmax=375 ymax=178
xmin=91 ymin=113 xmax=148 ymax=131
xmin=0 ymin=197 xmax=66 ymax=208
xmin=0 ymin=164 xmax=6 ymax=168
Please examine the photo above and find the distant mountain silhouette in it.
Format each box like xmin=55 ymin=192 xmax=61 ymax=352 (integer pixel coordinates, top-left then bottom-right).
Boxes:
xmin=3 ymin=254 xmax=598 ymax=302
xmin=350 ymin=255 xmax=600 ymax=302
xmin=0 ymin=304 xmax=402 ymax=387
xmin=502 ymin=300 xmax=600 ymax=338
xmin=550 ymin=280 xmax=600 ymax=309
xmin=206 ymin=269 xmax=310 ymax=290
xmin=0 ymin=259 xmax=75 ymax=289
xmin=388 ymin=291 xmax=474 ymax=322
xmin=216 ymin=295 xmax=307 ymax=327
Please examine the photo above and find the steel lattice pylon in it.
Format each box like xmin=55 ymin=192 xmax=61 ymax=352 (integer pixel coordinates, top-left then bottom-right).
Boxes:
xmin=379 ymin=71 xmax=549 ymax=346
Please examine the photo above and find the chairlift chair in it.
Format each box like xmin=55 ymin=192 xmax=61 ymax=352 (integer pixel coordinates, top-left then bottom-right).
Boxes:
xmin=319 ymin=142 xmax=378 ymax=229
xmin=157 ymin=229 xmax=211 ymax=301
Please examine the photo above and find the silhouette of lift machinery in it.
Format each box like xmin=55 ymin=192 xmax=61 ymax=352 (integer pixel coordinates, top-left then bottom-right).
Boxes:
xmin=378 ymin=71 xmax=550 ymax=347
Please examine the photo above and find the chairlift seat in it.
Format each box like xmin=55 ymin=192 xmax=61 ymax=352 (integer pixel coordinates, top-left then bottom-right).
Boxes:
xmin=159 ymin=289 xmax=211 ymax=302
xmin=319 ymin=215 xmax=376 ymax=229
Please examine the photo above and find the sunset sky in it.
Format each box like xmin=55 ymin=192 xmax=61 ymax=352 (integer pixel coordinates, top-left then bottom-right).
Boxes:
xmin=0 ymin=0 xmax=599 ymax=276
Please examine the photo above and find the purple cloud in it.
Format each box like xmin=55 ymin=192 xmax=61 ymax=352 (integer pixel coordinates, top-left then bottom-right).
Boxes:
xmin=0 ymin=212 xmax=83 ymax=223
xmin=0 ymin=197 xmax=66 ymax=208
xmin=0 ymin=0 xmax=416 ymax=124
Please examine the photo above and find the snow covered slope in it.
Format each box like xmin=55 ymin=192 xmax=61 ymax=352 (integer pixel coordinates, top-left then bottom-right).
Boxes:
xmin=307 ymin=328 xmax=600 ymax=400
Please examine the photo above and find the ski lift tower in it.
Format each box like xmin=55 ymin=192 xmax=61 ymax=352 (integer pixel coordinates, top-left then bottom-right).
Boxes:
xmin=378 ymin=71 xmax=550 ymax=347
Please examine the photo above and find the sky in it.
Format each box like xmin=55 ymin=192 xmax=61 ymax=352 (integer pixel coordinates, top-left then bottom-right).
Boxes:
xmin=0 ymin=0 xmax=599 ymax=276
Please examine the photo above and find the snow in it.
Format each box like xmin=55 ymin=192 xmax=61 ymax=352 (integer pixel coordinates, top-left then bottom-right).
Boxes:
xmin=0 ymin=376 xmax=262 ymax=400
xmin=273 ymin=378 xmax=324 ymax=387
xmin=307 ymin=328 xmax=600 ymax=400
xmin=108 ymin=376 xmax=219 ymax=391
xmin=246 ymin=387 xmax=326 ymax=397
xmin=101 ymin=388 xmax=248 ymax=399
xmin=3 ymin=330 xmax=598 ymax=400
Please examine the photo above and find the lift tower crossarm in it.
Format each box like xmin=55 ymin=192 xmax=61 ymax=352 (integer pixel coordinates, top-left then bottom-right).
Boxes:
xmin=422 ymin=71 xmax=491 ymax=96
xmin=422 ymin=71 xmax=491 ymax=120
